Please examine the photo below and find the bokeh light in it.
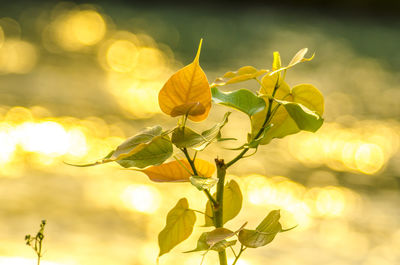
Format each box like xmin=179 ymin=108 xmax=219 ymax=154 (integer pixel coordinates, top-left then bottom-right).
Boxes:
xmin=0 ymin=2 xmax=399 ymax=265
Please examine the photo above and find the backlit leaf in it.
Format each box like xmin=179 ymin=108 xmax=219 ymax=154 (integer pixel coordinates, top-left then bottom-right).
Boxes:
xmin=158 ymin=198 xmax=196 ymax=256
xmin=204 ymin=179 xmax=243 ymax=226
xmin=111 ymin=126 xmax=163 ymax=160
xmin=171 ymin=127 xmax=204 ymax=149
xmin=211 ymin=87 xmax=266 ymax=116
xmin=184 ymin=232 xmax=237 ymax=253
xmin=67 ymin=126 xmax=172 ymax=168
xmin=238 ymin=210 xmax=282 ymax=248
xmin=275 ymin=99 xmax=323 ymax=132
xmin=140 ymin=158 xmax=215 ymax=182
xmin=190 ymin=176 xmax=218 ymax=190
xmin=212 ymin=66 xmax=267 ymax=86
xmin=272 ymin=51 xmax=281 ymax=71
xmin=158 ymin=39 xmax=211 ymax=122
xmin=270 ymin=48 xmax=314 ymax=75
xmin=116 ymin=134 xmax=173 ymax=168
xmin=251 ymin=83 xmax=324 ymax=145
xmin=206 ymin=228 xmax=235 ymax=245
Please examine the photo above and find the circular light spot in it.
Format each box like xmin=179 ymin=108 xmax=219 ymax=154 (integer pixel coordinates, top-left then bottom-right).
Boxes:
xmin=121 ymin=185 xmax=161 ymax=214
xmin=106 ymin=40 xmax=139 ymax=72
xmin=355 ymin=143 xmax=384 ymax=174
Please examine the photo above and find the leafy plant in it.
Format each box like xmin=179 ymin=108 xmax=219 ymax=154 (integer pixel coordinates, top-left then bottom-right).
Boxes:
xmin=25 ymin=220 xmax=46 ymax=265
xmin=75 ymin=39 xmax=324 ymax=265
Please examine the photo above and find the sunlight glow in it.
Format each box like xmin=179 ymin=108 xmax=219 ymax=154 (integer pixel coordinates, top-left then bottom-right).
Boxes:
xmin=121 ymin=185 xmax=161 ymax=213
xmin=106 ymin=40 xmax=139 ymax=72
xmin=51 ymin=9 xmax=106 ymax=51
xmin=288 ymin=121 xmax=397 ymax=174
xmin=0 ymin=39 xmax=37 ymax=74
xmin=0 ymin=257 xmax=65 ymax=265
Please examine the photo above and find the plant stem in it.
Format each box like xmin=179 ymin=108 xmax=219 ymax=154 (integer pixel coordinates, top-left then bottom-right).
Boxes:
xmin=231 ymin=245 xmax=246 ymax=265
xmin=214 ymin=158 xmax=228 ymax=265
xmin=226 ymin=75 xmax=282 ymax=169
xmin=181 ymin=147 xmax=218 ymax=207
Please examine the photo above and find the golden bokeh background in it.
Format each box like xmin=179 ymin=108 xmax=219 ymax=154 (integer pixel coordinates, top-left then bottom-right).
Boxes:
xmin=0 ymin=2 xmax=399 ymax=265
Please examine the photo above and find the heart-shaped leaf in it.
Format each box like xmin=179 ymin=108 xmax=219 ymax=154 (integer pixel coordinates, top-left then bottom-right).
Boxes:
xmin=140 ymin=158 xmax=215 ymax=182
xmin=204 ymin=179 xmax=243 ymax=226
xmin=158 ymin=198 xmax=196 ymax=257
xmin=212 ymin=87 xmax=266 ymax=116
xmin=158 ymin=39 xmax=211 ymax=122
xmin=251 ymin=83 xmax=324 ymax=145
xmin=275 ymin=99 xmax=323 ymax=132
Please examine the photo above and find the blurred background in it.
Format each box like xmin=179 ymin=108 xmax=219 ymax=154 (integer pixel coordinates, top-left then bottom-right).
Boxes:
xmin=0 ymin=1 xmax=399 ymax=265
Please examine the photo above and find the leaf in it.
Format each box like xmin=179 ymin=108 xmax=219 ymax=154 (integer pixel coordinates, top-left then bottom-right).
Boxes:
xmin=212 ymin=66 xmax=267 ymax=87
xmin=183 ymin=233 xmax=209 ymax=253
xmin=204 ymin=180 xmax=243 ymax=226
xmin=238 ymin=210 xmax=282 ymax=248
xmin=171 ymin=127 xmax=204 ymax=149
xmin=288 ymin=48 xmax=314 ymax=68
xmin=251 ymin=84 xmax=324 ymax=145
xmin=211 ymin=87 xmax=266 ymax=116
xmin=270 ymin=48 xmax=314 ymax=75
xmin=67 ymin=126 xmax=172 ymax=168
xmin=190 ymin=176 xmax=218 ymax=190
xmin=184 ymin=232 xmax=236 ymax=253
xmin=195 ymin=112 xmax=231 ymax=150
xmin=275 ymin=100 xmax=323 ymax=132
xmin=272 ymin=51 xmax=281 ymax=71
xmin=158 ymin=39 xmax=211 ymax=122
xmin=171 ymin=112 xmax=230 ymax=150
xmin=206 ymin=228 xmax=235 ymax=245
xmin=140 ymin=158 xmax=215 ymax=182
xmin=158 ymin=198 xmax=196 ymax=257
xmin=111 ymin=126 xmax=163 ymax=160
xmin=116 ymin=135 xmax=173 ymax=168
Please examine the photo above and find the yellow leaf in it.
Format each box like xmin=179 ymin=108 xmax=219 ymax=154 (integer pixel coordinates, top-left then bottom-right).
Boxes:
xmin=212 ymin=66 xmax=267 ymax=87
xmin=272 ymin=51 xmax=281 ymax=71
xmin=158 ymin=39 xmax=211 ymax=122
xmin=140 ymin=158 xmax=215 ymax=182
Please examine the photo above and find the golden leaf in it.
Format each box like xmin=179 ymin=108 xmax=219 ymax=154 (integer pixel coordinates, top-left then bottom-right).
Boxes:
xmin=158 ymin=39 xmax=211 ymax=122
xmin=140 ymin=158 xmax=215 ymax=182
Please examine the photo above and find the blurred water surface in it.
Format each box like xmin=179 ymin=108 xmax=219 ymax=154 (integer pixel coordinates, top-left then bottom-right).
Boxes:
xmin=0 ymin=2 xmax=399 ymax=265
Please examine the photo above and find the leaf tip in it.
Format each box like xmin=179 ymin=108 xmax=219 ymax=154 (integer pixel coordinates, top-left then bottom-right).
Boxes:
xmin=194 ymin=38 xmax=203 ymax=62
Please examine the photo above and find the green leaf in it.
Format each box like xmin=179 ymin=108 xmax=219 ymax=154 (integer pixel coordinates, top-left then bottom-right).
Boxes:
xmin=238 ymin=210 xmax=282 ymax=248
xmin=184 ymin=232 xmax=236 ymax=253
xmin=116 ymin=134 xmax=173 ymax=168
xmin=251 ymin=84 xmax=324 ymax=145
xmin=190 ymin=176 xmax=218 ymax=190
xmin=171 ymin=112 xmax=230 ymax=151
xmin=158 ymin=198 xmax=196 ymax=257
xmin=183 ymin=233 xmax=209 ymax=253
xmin=212 ymin=66 xmax=267 ymax=87
xmin=111 ymin=126 xmax=163 ymax=160
xmin=275 ymin=100 xmax=323 ymax=132
xmin=66 ymin=126 xmax=172 ymax=168
xmin=171 ymin=127 xmax=204 ymax=149
xmin=195 ymin=112 xmax=231 ymax=150
xmin=212 ymin=87 xmax=266 ymax=116
xmin=204 ymin=180 xmax=243 ymax=226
